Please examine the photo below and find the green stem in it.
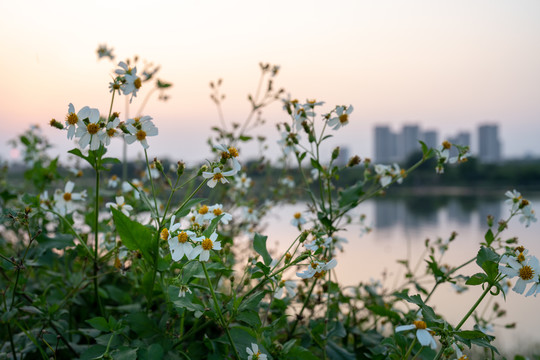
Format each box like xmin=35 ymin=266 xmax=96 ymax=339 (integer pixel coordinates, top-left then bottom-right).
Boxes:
xmin=433 ymin=283 xmax=494 ymax=360
xmin=144 ymin=149 xmax=160 ymax=226
xmin=402 ymin=337 xmax=417 ymax=359
xmin=93 ymin=154 xmax=104 ymax=316
xmin=289 ymin=277 xmax=318 ymax=338
xmin=3 ymin=292 xmax=18 ymax=360
xmin=201 ymin=262 xmax=240 ymax=360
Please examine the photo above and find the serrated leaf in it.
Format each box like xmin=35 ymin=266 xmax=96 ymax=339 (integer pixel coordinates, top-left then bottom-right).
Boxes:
xmin=86 ymin=317 xmax=110 ymax=332
xmin=253 ymin=233 xmax=272 ymax=266
xmin=111 ymin=207 xmax=155 ymax=264
xmin=484 ymin=229 xmax=494 ymax=244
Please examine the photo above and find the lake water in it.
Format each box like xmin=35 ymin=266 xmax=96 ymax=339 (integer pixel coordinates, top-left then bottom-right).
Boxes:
xmin=262 ymin=194 xmax=540 ymax=356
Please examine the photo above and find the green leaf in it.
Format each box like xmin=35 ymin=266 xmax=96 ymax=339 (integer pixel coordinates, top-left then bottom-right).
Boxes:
xmin=454 ymin=330 xmax=489 ymax=339
xmin=111 ymin=207 xmax=155 ymax=264
xmin=138 ymin=343 xmax=164 ymax=360
xmin=236 ymin=310 xmax=261 ymax=328
xmin=484 ymin=229 xmax=495 ymax=246
xmin=203 ymin=215 xmax=223 ymax=237
xmin=86 ymin=317 xmax=110 ymax=332
xmin=326 ymin=340 xmax=356 ymax=360
xmin=366 ymin=304 xmax=400 ymax=322
xmin=310 ymin=158 xmax=323 ymax=171
xmin=476 ymin=247 xmax=500 ymax=269
xmin=465 ymin=273 xmax=488 ymax=286
xmin=239 ymin=291 xmax=266 ymax=312
xmin=35 ymin=233 xmax=74 ymax=250
xmin=287 ymin=346 xmax=320 ymax=360
xmin=126 ymin=312 xmax=159 ymax=338
xmin=338 ymin=181 xmax=364 ymax=209
xmin=111 ymin=347 xmax=139 ymax=360
xmin=253 ymin=233 xmax=272 ymax=266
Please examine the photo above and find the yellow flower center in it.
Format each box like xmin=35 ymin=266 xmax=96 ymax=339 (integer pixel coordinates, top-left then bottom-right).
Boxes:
xmin=202 ymin=238 xmax=213 ymax=250
xmin=198 ymin=205 xmax=209 ymax=215
xmin=339 ymin=113 xmax=348 ymax=124
xmin=63 ymin=193 xmax=72 ymax=201
xmin=413 ymin=320 xmax=427 ymax=329
xmin=76 ymin=170 xmax=83 ymax=177
xmin=178 ymin=232 xmax=188 ymax=244
xmin=213 ymin=173 xmax=224 ymax=181
xmin=458 ymin=356 xmax=469 ymax=360
xmin=519 ymin=265 xmax=534 ymax=280
xmin=107 ymin=128 xmax=116 ymax=137
xmin=160 ymin=228 xmax=169 ymax=240
xmin=228 ymin=147 xmax=239 ymax=158
xmin=294 ymin=212 xmax=302 ymax=219
xmin=111 ymin=175 xmax=117 ymax=181
xmin=517 ymin=252 xmax=526 ymax=263
xmin=87 ymin=123 xmax=99 ymax=135
xmin=442 ymin=140 xmax=452 ymax=149
xmin=213 ymin=208 xmax=223 ymax=216
xmin=136 ymin=130 xmax=147 ymax=141
xmin=134 ymin=77 xmax=142 ymax=89
xmin=66 ymin=113 xmax=78 ymax=125
xmin=314 ymin=271 xmax=326 ymax=279
xmin=307 ymin=99 xmax=317 ymax=104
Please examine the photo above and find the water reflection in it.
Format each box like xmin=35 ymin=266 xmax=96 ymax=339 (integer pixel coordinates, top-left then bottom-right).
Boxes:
xmin=374 ymin=196 xmax=502 ymax=229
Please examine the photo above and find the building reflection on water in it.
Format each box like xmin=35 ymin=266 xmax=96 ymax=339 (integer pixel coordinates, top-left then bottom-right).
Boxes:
xmin=374 ymin=196 xmax=502 ymax=229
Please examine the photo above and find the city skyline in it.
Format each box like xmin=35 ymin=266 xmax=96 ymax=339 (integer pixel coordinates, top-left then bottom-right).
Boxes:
xmin=374 ymin=122 xmax=508 ymax=164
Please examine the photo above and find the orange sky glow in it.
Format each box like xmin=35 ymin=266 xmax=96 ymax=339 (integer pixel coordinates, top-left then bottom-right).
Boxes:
xmin=1 ymin=0 xmax=540 ymax=164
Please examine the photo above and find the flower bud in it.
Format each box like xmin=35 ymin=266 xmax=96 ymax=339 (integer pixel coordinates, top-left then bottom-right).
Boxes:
xmin=347 ymin=155 xmax=361 ymax=167
xmin=177 ymin=161 xmax=185 ymax=177
xmin=331 ymin=147 xmax=340 ymax=160
xmin=49 ymin=118 xmax=64 ymax=129
xmin=153 ymin=158 xmax=163 ymax=172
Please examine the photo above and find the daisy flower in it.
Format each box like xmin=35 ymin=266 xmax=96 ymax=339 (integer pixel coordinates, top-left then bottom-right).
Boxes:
xmin=291 ymin=212 xmax=307 ymax=228
xmin=208 ymin=204 xmax=233 ymax=224
xmin=328 ymin=105 xmax=353 ymax=130
xmin=499 ymin=252 xmax=539 ymax=294
xmin=101 ymin=117 xmax=120 ymax=146
xmin=215 ymin=144 xmax=241 ymax=173
xmin=296 ymin=258 xmax=337 ymax=279
xmin=190 ymin=232 xmax=222 ymax=262
xmin=106 ymin=196 xmax=133 ymax=216
xmin=246 ymin=343 xmax=267 ymax=360
xmin=178 ymin=285 xmax=192 ymax=298
xmin=125 ymin=120 xmax=158 ymax=149
xmin=53 ymin=181 xmax=87 ymax=215
xmin=65 ymin=104 xmax=90 ymax=140
xmin=274 ymin=280 xmax=297 ymax=299
xmin=202 ymin=167 xmax=236 ymax=188
xmin=395 ymin=319 xmax=437 ymax=350
xmin=504 ymin=189 xmax=522 ymax=212
xmin=74 ymin=107 xmax=103 ymax=150
xmin=168 ymin=229 xmax=195 ymax=261
xmin=519 ymin=204 xmax=537 ymax=228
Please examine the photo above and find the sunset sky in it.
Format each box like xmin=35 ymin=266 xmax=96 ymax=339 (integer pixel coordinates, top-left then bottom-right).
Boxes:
xmin=1 ymin=0 xmax=539 ymax=165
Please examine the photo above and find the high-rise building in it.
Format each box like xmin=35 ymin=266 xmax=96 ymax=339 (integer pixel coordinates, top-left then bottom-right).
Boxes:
xmin=478 ymin=124 xmax=501 ymax=163
xmin=421 ymin=130 xmax=438 ymax=150
xmin=374 ymin=126 xmax=395 ymax=163
xmin=401 ymin=125 xmax=420 ymax=160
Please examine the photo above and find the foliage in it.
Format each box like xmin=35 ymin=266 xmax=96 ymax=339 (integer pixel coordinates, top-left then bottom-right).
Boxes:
xmin=1 ymin=44 xmax=539 ymax=360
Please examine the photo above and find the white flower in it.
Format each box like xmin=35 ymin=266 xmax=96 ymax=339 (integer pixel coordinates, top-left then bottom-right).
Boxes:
xmin=328 ymin=105 xmax=353 ymax=130
xmin=235 ymin=173 xmax=252 ymax=190
xmin=291 ymin=212 xmax=307 ymax=228
xmin=65 ymin=104 xmax=90 ymax=140
xmin=214 ymin=144 xmax=241 ymax=173
xmin=202 ymin=167 xmax=236 ymax=188
xmin=115 ymin=61 xmax=132 ymax=76
xmin=499 ymin=253 xmax=539 ymax=294
xmin=279 ymin=176 xmax=295 ymax=189
xmin=278 ymin=132 xmax=300 ymax=155
xmin=519 ymin=204 xmax=537 ymax=228
xmin=100 ymin=117 xmax=120 ymax=146
xmin=395 ymin=319 xmax=437 ymax=350
xmin=53 ymin=181 xmax=86 ymax=215
xmin=178 ymin=285 xmax=192 ymax=298
xmin=123 ymin=68 xmax=142 ymax=102
xmin=190 ymin=232 xmax=222 ymax=262
xmin=296 ymin=258 xmax=337 ymax=279
xmin=106 ymin=196 xmax=133 ymax=216
xmin=108 ymin=175 xmax=119 ymax=188
xmin=74 ymin=107 xmax=103 ymax=150
xmin=505 ymin=189 xmax=522 ymax=212
xmin=208 ymin=204 xmax=233 ymax=224
xmin=246 ymin=343 xmax=267 ymax=360
xmin=274 ymin=280 xmax=297 ymax=299
xmin=242 ymin=206 xmax=259 ymax=223
xmin=292 ymin=103 xmax=315 ymax=131
xmin=125 ymin=120 xmax=158 ymax=149
xmin=168 ymin=229 xmax=195 ymax=261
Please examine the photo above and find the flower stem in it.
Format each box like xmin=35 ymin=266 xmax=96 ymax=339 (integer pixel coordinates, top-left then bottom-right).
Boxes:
xmin=201 ymin=262 xmax=240 ymax=360
xmin=402 ymin=337 xmax=417 ymax=359
xmin=93 ymin=154 xmax=104 ymax=316
xmin=288 ymin=277 xmax=318 ymax=338
xmin=433 ymin=283 xmax=494 ymax=360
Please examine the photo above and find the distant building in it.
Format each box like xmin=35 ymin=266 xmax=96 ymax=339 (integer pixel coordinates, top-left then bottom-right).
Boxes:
xmin=448 ymin=131 xmax=471 ymax=158
xmin=478 ymin=124 xmax=501 ymax=163
xmin=374 ymin=126 xmax=396 ymax=163
xmin=401 ymin=125 xmax=421 ymax=160
xmin=421 ymin=130 xmax=438 ymax=150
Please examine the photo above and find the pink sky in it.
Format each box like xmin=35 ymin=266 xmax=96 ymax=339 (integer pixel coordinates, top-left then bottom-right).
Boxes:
xmin=1 ymin=1 xmax=540 ymax=164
